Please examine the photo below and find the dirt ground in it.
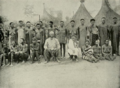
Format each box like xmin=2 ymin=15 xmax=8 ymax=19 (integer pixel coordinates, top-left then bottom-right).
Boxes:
xmin=0 ymin=57 xmax=120 ymax=88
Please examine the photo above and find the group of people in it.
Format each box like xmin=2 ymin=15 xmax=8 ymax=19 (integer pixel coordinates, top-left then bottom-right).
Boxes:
xmin=0 ymin=16 xmax=120 ymax=67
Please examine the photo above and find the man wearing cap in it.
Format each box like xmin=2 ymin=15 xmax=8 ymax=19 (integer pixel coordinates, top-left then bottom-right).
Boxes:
xmin=67 ymin=35 xmax=82 ymax=61
xmin=44 ymin=31 xmax=60 ymax=63
xmin=30 ymin=37 xmax=40 ymax=64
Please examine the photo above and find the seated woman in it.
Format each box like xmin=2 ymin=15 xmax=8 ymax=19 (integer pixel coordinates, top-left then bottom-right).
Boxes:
xmin=67 ymin=35 xmax=82 ymax=61
xmin=92 ymin=40 xmax=103 ymax=60
xmin=82 ymin=40 xmax=98 ymax=63
xmin=102 ymin=40 xmax=116 ymax=61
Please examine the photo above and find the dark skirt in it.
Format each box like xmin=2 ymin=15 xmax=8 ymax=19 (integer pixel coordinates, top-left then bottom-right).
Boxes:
xmin=91 ymin=34 xmax=98 ymax=46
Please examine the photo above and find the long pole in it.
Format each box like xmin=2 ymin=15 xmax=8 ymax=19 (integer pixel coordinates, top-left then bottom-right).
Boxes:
xmin=39 ymin=15 xmax=40 ymax=21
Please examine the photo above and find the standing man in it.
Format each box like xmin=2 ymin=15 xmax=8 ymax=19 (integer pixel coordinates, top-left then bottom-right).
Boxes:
xmin=77 ymin=19 xmax=87 ymax=47
xmin=17 ymin=20 xmax=25 ymax=45
xmin=98 ymin=17 xmax=109 ymax=46
xmin=2 ymin=35 xmax=10 ymax=66
xmin=110 ymin=17 xmax=120 ymax=55
xmin=35 ymin=23 xmax=45 ymax=56
xmin=9 ymin=22 xmax=17 ymax=47
xmin=46 ymin=21 xmax=55 ymax=39
xmin=68 ymin=20 xmax=77 ymax=40
xmin=56 ymin=21 xmax=67 ymax=58
xmin=87 ymin=19 xmax=99 ymax=46
xmin=0 ymin=25 xmax=4 ymax=46
xmin=0 ymin=25 xmax=4 ymax=67
xmin=25 ymin=21 xmax=33 ymax=54
xmin=102 ymin=40 xmax=116 ymax=61
xmin=44 ymin=31 xmax=60 ymax=63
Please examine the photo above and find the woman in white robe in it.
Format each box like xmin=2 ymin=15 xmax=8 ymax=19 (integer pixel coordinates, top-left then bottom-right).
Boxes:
xmin=67 ymin=35 xmax=82 ymax=61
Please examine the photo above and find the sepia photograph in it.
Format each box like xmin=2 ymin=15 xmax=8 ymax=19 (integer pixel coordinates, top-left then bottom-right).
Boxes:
xmin=0 ymin=0 xmax=120 ymax=88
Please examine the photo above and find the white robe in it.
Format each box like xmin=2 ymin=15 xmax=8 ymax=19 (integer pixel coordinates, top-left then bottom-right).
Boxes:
xmin=67 ymin=39 xmax=82 ymax=58
xmin=18 ymin=27 xmax=25 ymax=45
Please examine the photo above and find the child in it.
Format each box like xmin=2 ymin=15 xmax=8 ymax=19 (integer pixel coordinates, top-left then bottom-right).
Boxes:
xmin=92 ymin=40 xmax=103 ymax=61
xmin=30 ymin=37 xmax=40 ymax=64
xmin=18 ymin=38 xmax=28 ymax=63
